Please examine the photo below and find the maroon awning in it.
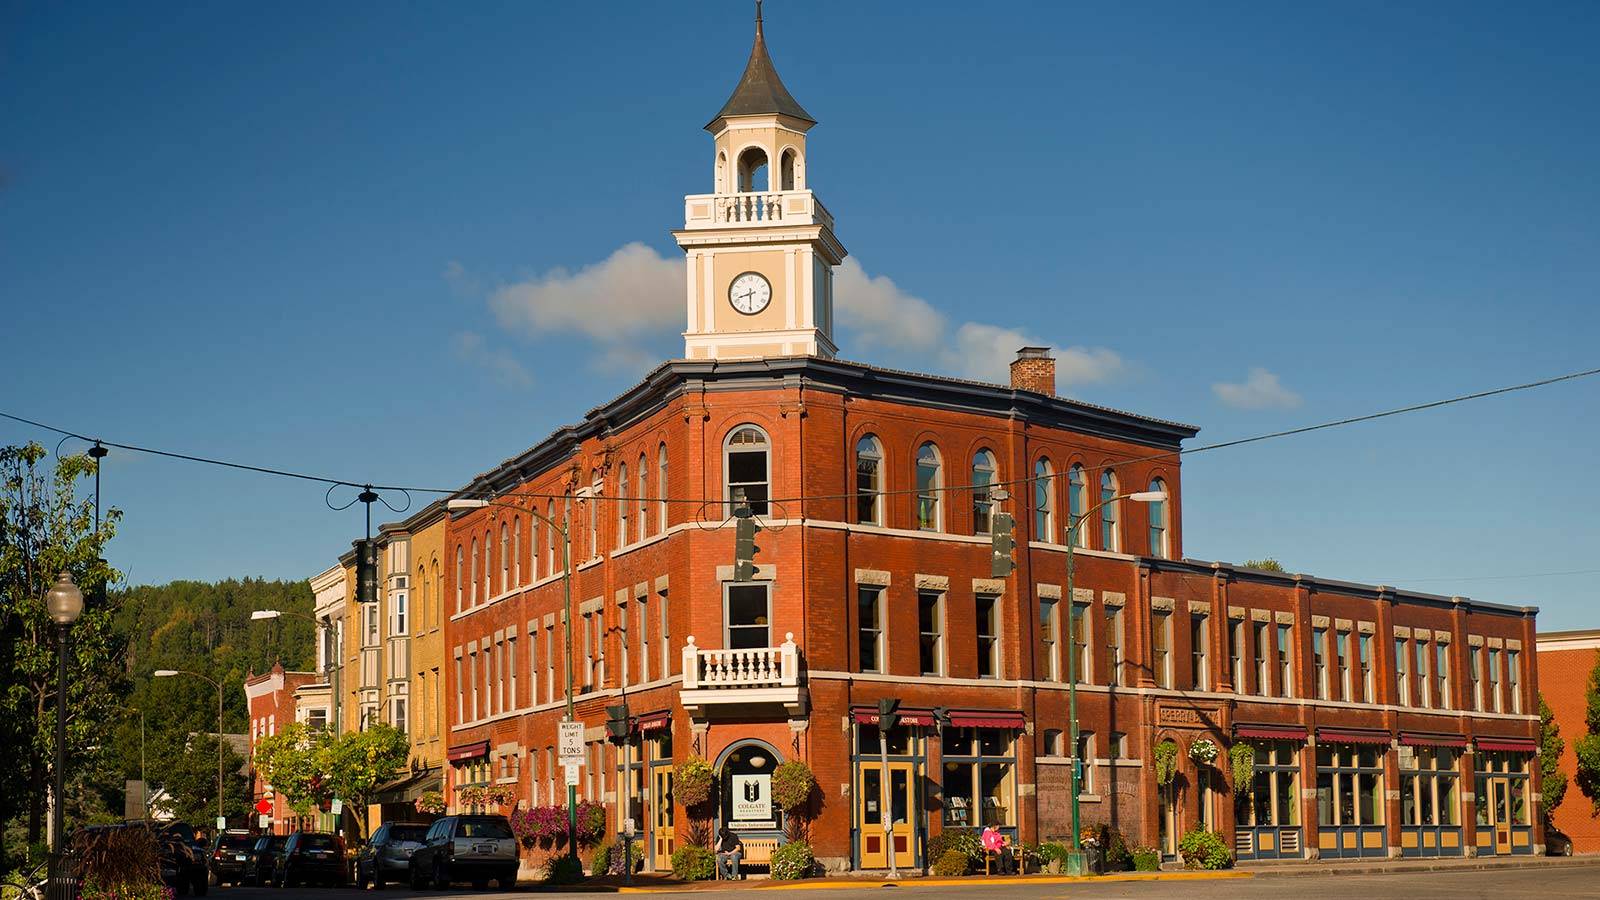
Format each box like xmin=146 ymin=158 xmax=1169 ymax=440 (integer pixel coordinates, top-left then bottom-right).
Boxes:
xmin=1235 ymin=724 xmax=1307 ymax=740
xmin=1318 ymin=729 xmax=1391 ymax=746
xmin=635 ymin=711 xmax=670 ymax=734
xmin=447 ymin=740 xmax=489 ymax=762
xmin=850 ymin=707 xmax=934 ymax=726
xmin=1477 ymin=738 xmax=1536 ymax=753
xmin=1401 ymin=733 xmax=1468 ymax=749
xmin=948 ymin=710 xmax=1025 ymax=729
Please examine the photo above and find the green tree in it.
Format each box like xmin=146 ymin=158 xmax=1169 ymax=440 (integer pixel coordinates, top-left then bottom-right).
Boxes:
xmin=1242 ymin=558 xmax=1286 ymax=572
xmin=1573 ymin=651 xmax=1600 ymax=813
xmin=1538 ymin=693 xmax=1567 ymax=823
xmin=147 ymin=733 xmax=250 ymax=824
xmin=322 ymin=723 xmax=409 ymax=838
xmin=252 ymin=722 xmax=333 ymax=817
xmin=0 ymin=443 xmax=124 ymax=869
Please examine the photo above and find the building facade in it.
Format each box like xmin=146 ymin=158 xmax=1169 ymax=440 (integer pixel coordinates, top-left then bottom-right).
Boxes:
xmin=431 ymin=15 xmax=1544 ymax=872
xmin=1535 ymin=629 xmax=1600 ymax=853
xmin=244 ymin=662 xmax=318 ymax=834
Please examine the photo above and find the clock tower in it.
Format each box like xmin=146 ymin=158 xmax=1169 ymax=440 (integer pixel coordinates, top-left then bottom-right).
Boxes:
xmin=674 ymin=3 xmax=847 ymax=361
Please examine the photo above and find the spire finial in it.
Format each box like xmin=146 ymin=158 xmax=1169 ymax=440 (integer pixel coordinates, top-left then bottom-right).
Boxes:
xmin=756 ymin=0 xmax=764 ymax=37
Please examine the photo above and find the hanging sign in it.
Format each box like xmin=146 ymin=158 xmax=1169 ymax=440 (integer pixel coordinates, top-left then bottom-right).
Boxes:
xmin=559 ymin=720 xmax=585 ymax=762
xmin=330 ymin=798 xmax=344 ymax=817
xmin=258 ymin=814 xmax=271 ymax=828
xmin=564 ymin=761 xmax=582 ymax=787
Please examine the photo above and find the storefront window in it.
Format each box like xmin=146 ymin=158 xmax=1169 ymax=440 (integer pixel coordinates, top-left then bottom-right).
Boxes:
xmin=721 ymin=743 xmax=781 ymax=831
xmin=1316 ymin=743 xmax=1385 ymax=827
xmin=1474 ymin=750 xmax=1532 ymax=826
xmin=1237 ymin=740 xmax=1300 ymax=827
xmin=857 ymin=722 xmax=913 ymax=756
xmin=941 ymin=728 xmax=1015 ymax=828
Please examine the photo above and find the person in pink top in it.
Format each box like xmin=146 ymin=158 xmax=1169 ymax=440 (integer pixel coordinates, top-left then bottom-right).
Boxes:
xmin=981 ymin=824 xmax=1014 ymax=874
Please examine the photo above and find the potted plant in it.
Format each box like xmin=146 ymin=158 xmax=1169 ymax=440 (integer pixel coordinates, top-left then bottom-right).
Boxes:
xmin=1230 ymin=743 xmax=1255 ymax=791
xmin=1189 ymin=739 xmax=1219 ymax=766
xmin=1154 ymin=739 xmax=1179 ymax=787
xmin=414 ymin=790 xmax=446 ymax=815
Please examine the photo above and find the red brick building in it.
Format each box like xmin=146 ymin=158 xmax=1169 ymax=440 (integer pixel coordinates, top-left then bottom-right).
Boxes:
xmin=244 ymin=662 xmax=318 ymax=834
xmin=1535 ymin=629 xmax=1600 ymax=853
xmin=438 ymin=14 xmax=1543 ymax=872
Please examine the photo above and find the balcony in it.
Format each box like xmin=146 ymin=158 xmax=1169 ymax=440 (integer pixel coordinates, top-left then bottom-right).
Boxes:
xmin=681 ymin=190 xmax=835 ymax=232
xmin=679 ymin=633 xmax=806 ymax=718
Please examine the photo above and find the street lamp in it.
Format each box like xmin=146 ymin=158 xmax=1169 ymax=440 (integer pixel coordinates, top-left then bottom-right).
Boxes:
xmin=46 ymin=572 xmax=84 ymax=900
xmin=448 ymin=495 xmax=580 ymax=863
xmin=1063 ymin=490 xmax=1166 ymax=876
xmin=252 ymin=608 xmax=335 ymax=737
xmin=153 ymin=669 xmax=227 ymax=830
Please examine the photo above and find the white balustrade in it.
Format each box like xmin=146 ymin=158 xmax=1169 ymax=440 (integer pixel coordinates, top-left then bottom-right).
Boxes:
xmin=681 ymin=632 xmax=800 ymax=690
xmin=681 ymin=190 xmax=834 ymax=231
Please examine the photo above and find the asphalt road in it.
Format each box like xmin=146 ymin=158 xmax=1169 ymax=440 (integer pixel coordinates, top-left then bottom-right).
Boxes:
xmin=209 ymin=864 xmax=1598 ymax=899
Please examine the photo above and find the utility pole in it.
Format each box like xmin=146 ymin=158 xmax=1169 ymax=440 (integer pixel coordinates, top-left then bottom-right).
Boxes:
xmin=876 ymin=698 xmax=900 ymax=879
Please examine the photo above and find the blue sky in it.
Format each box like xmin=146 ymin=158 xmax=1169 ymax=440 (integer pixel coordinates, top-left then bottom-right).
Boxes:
xmin=3 ymin=2 xmax=1596 ymax=627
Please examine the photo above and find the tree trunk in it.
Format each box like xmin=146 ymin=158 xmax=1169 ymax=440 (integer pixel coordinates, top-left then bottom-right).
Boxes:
xmin=27 ymin=749 xmax=43 ymax=844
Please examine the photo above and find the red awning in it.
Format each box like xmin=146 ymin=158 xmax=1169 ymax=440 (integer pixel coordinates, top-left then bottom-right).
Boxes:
xmin=1401 ymin=733 xmax=1468 ymax=749
xmin=1318 ymin=729 xmax=1392 ymax=746
xmin=850 ymin=707 xmax=934 ymax=727
xmin=948 ymin=710 xmax=1025 ymax=729
xmin=447 ymin=740 xmax=489 ymax=763
xmin=1477 ymin=738 xmax=1536 ymax=753
xmin=635 ymin=712 xmax=670 ymax=734
xmin=1235 ymin=724 xmax=1307 ymax=741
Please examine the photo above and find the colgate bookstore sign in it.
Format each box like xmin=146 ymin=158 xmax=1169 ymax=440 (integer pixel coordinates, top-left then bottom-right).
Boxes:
xmin=731 ymin=774 xmax=772 ymax=826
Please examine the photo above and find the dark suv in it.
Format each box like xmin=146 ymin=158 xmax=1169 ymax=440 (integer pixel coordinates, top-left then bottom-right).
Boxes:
xmin=154 ymin=822 xmax=209 ymax=896
xmin=245 ymin=833 xmax=287 ymax=886
xmin=207 ymin=830 xmax=255 ymax=886
xmin=354 ymin=821 xmax=430 ymax=889
xmin=272 ymin=831 xmax=347 ymax=888
xmin=407 ymin=815 xmax=517 ymax=890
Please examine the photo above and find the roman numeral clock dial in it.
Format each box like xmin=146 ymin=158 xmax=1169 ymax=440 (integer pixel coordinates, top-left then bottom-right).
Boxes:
xmin=729 ymin=271 xmax=772 ymax=315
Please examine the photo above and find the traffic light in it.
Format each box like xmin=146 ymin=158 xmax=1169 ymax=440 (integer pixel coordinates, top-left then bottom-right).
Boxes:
xmin=733 ymin=506 xmax=762 ymax=582
xmin=605 ymin=704 xmax=631 ymax=743
xmin=990 ymin=511 xmax=1016 ymax=577
xmin=354 ymin=538 xmax=379 ymax=604
xmin=877 ymin=697 xmax=901 ymax=732
xmin=932 ymin=706 xmax=952 ymax=732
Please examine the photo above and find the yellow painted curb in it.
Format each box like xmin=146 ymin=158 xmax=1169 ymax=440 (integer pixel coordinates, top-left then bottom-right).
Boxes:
xmin=617 ymin=871 xmax=1253 ymax=892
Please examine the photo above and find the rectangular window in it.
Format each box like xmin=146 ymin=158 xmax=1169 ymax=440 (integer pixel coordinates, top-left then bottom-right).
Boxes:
xmin=468 ymin=650 xmax=479 ymax=720
xmin=918 ymin=590 xmax=945 ymax=676
xmin=1190 ymin=615 xmax=1208 ymax=691
xmin=1337 ymin=630 xmax=1351 ymax=701
xmin=1230 ymin=620 xmax=1245 ymax=692
xmin=618 ymin=602 xmax=629 ymax=688
xmin=1105 ymin=605 xmax=1124 ymax=686
xmin=1110 ymin=732 xmax=1127 ymax=759
xmin=1416 ymin=640 xmax=1431 ymax=708
xmin=726 ymin=583 xmax=771 ymax=650
xmin=546 ymin=625 xmax=556 ymax=704
xmin=527 ymin=626 xmax=538 ymax=707
xmin=1488 ymin=648 xmax=1502 ymax=713
xmin=581 ymin=613 xmax=594 ymax=690
xmin=1470 ymin=645 xmax=1483 ymax=710
xmin=1255 ymin=622 xmax=1271 ymax=696
xmin=392 ymin=591 xmax=408 ymax=636
xmin=1395 ymin=638 xmax=1410 ymax=707
xmin=1359 ymin=633 xmax=1373 ymax=703
xmin=1436 ymin=642 xmax=1451 ymax=710
xmin=1040 ymin=599 xmax=1059 ymax=681
xmin=859 ymin=586 xmax=883 ymax=673
xmin=1313 ymin=627 xmax=1328 ymax=700
xmin=1076 ymin=731 xmax=1095 ymax=794
xmin=1507 ymin=649 xmax=1521 ymax=714
xmin=660 ymin=590 xmax=671 ymax=677
xmin=1152 ymin=611 xmax=1172 ymax=689
xmin=392 ymin=696 xmax=407 ymax=733
xmin=507 ymin=635 xmax=518 ymax=709
xmin=637 ymin=596 xmax=651 ymax=684
xmin=977 ymin=595 xmax=1001 ymax=678
xmin=1070 ymin=601 xmax=1090 ymax=683
xmin=1276 ymin=623 xmax=1294 ymax=698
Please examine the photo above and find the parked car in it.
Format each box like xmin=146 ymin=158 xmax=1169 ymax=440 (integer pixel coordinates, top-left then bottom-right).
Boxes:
xmin=272 ymin=831 xmax=347 ymax=888
xmin=407 ymin=815 xmax=518 ymax=890
xmin=153 ymin=822 xmax=209 ymax=896
xmin=1546 ymin=825 xmax=1575 ymax=856
xmin=354 ymin=821 xmax=430 ymax=889
xmin=207 ymin=829 xmax=255 ymax=886
xmin=245 ymin=834 xmax=288 ymax=886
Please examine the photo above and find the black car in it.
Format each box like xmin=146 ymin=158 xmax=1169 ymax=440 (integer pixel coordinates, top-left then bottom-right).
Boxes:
xmin=407 ymin=815 xmax=517 ymax=891
xmin=207 ymin=829 xmax=255 ymax=886
xmin=153 ymin=822 xmax=209 ymax=896
xmin=272 ymin=831 xmax=347 ymax=888
xmin=1547 ymin=825 xmax=1575 ymax=856
xmin=354 ymin=822 xmax=429 ymax=889
xmin=246 ymin=834 xmax=288 ymax=886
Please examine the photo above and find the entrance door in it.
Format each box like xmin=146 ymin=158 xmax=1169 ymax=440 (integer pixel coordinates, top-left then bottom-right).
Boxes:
xmin=858 ymin=762 xmax=915 ymax=870
xmin=1488 ymin=778 xmax=1512 ymax=855
xmin=651 ymin=766 xmax=675 ymax=870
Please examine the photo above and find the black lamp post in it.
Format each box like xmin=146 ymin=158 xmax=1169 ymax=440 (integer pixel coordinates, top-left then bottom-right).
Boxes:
xmin=46 ymin=572 xmax=85 ymax=900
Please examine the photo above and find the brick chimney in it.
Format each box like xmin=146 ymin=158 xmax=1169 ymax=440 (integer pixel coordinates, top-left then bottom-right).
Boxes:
xmin=1009 ymin=346 xmax=1055 ymax=395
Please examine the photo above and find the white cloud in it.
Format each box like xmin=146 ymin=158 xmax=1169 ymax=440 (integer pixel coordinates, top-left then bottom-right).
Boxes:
xmin=939 ymin=322 xmax=1125 ymax=386
xmin=488 ymin=242 xmax=682 ymax=342
xmin=1212 ymin=367 xmax=1302 ymax=410
xmin=451 ymin=331 xmax=533 ymax=388
xmin=833 ymin=258 xmax=946 ymax=352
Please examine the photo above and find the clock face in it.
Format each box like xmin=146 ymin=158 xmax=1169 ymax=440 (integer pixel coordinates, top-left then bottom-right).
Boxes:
xmin=728 ymin=271 xmax=772 ymax=315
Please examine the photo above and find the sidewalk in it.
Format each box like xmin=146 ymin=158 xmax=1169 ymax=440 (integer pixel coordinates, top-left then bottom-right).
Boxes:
xmin=588 ymin=870 xmax=1252 ymax=893
xmin=1241 ymin=853 xmax=1600 ymax=878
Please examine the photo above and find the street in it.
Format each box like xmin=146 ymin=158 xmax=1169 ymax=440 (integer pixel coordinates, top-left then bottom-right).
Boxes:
xmin=203 ymin=864 xmax=1599 ymax=900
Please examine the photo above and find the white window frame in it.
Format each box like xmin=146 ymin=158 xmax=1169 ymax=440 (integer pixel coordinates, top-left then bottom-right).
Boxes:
xmin=723 ymin=426 xmax=771 ymax=516
xmin=915 ymin=442 xmax=944 ymax=532
xmin=855 ymin=435 xmax=884 ymax=525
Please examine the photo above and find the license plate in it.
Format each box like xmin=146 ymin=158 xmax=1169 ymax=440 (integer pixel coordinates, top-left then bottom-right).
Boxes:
xmin=235 ymin=854 xmax=248 ymax=860
xmin=473 ymin=843 xmax=497 ymax=855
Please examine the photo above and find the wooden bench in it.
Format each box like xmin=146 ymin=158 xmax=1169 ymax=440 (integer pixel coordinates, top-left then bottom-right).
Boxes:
xmin=723 ymin=838 xmax=780 ymax=878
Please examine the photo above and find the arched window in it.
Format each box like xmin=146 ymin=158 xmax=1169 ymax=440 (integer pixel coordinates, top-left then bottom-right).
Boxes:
xmin=657 ymin=443 xmax=669 ymax=532
xmin=855 ymin=435 xmax=883 ymax=525
xmin=1034 ymin=459 xmax=1055 ymax=542
xmin=1148 ymin=478 xmax=1169 ymax=559
xmin=530 ymin=515 xmax=540 ymax=582
xmin=499 ymin=523 xmax=509 ymax=594
xmin=483 ymin=530 xmax=492 ymax=600
xmin=737 ymin=146 xmax=769 ymax=192
xmin=638 ymin=453 xmax=648 ymax=542
xmin=618 ymin=462 xmax=629 ymax=550
xmin=1100 ymin=471 xmax=1120 ymax=552
xmin=1068 ymin=464 xmax=1088 ymax=548
xmin=545 ymin=500 xmax=556 ymax=573
xmin=511 ymin=518 xmax=521 ymax=587
xmin=469 ymin=539 xmax=478 ymax=606
xmin=724 ymin=426 xmax=770 ymax=515
xmin=716 ymin=150 xmax=728 ymax=193
xmin=971 ymin=449 xmax=998 ymax=534
xmin=780 ymin=148 xmax=798 ymax=190
xmin=454 ymin=545 xmax=464 ymax=612
xmin=915 ymin=443 xmax=943 ymax=532
xmin=417 ymin=563 xmax=427 ymax=631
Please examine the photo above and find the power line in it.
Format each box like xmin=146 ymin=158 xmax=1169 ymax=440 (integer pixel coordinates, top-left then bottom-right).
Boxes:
xmin=2 ymin=364 xmax=1596 ymax=509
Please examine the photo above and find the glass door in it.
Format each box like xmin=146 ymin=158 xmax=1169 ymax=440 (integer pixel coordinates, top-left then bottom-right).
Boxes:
xmin=651 ymin=766 xmax=674 ymax=870
xmin=858 ymin=762 xmax=914 ymax=870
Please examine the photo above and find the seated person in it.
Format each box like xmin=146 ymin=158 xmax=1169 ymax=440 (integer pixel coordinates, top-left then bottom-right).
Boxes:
xmin=981 ymin=824 xmax=1014 ymax=874
xmin=715 ymin=827 xmax=745 ymax=880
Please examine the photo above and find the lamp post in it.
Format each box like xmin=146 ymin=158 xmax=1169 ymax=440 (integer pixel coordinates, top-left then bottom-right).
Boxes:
xmin=153 ymin=669 xmax=227 ymax=829
xmin=46 ymin=572 xmax=84 ymax=900
xmin=1062 ymin=489 xmax=1167 ymax=876
xmin=448 ymin=496 xmax=578 ymax=863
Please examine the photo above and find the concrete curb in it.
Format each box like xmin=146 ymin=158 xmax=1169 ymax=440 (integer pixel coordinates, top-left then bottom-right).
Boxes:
xmin=1245 ymin=855 xmax=1600 ymax=879
xmin=612 ymin=871 xmax=1253 ymax=893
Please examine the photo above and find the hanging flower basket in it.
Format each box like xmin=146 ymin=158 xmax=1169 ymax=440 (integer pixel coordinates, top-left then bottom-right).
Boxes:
xmin=414 ymin=791 xmax=446 ymax=815
xmin=1154 ymin=739 xmax=1180 ymax=786
xmin=1229 ymin=743 xmax=1255 ymax=789
xmin=675 ymin=757 xmax=715 ymax=809
xmin=457 ymin=784 xmax=518 ymax=809
xmin=772 ymin=760 xmax=817 ymax=813
xmin=1189 ymin=739 xmax=1220 ymax=765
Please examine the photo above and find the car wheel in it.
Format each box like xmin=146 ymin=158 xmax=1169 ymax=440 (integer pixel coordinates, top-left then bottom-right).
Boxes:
xmin=409 ymin=861 xmax=426 ymax=890
xmin=372 ymin=863 xmax=386 ymax=890
xmin=433 ymin=859 xmax=448 ymax=890
xmin=208 ymin=870 xmax=219 ymax=887
xmin=498 ymin=871 xmax=517 ymax=891
xmin=193 ymin=872 xmax=209 ymax=896
xmin=1564 ymin=843 xmax=1574 ymax=857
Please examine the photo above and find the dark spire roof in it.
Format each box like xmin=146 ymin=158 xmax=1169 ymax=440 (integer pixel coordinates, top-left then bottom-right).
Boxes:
xmin=706 ymin=1 xmax=814 ymax=130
